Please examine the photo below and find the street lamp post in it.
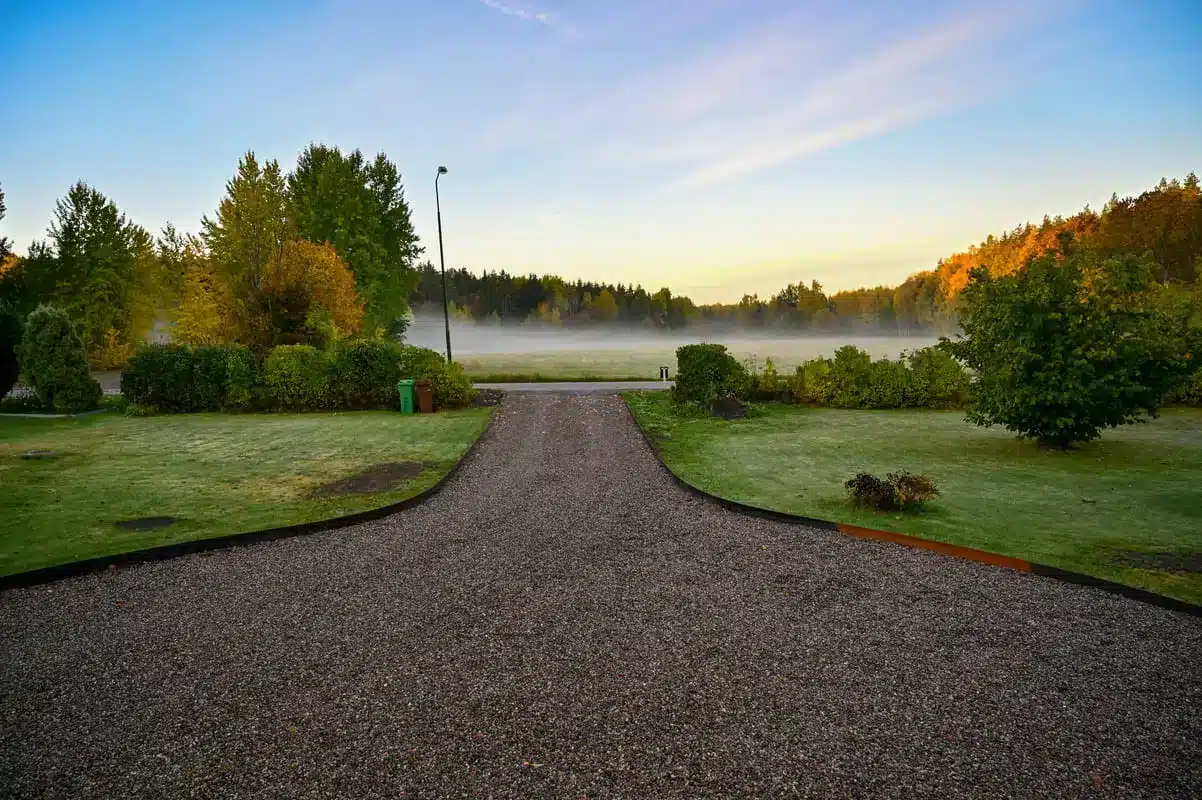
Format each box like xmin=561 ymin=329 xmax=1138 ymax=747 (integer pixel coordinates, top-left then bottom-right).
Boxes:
xmin=435 ymin=166 xmax=452 ymax=364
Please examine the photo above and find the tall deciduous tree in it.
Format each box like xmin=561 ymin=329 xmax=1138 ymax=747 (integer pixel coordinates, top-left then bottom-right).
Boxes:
xmin=287 ymin=144 xmax=422 ymax=336
xmin=202 ymin=152 xmax=292 ymax=331
xmin=15 ymin=182 xmax=160 ymax=360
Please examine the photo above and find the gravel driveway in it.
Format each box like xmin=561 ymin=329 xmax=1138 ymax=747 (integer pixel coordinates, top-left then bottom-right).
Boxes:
xmin=2 ymin=393 xmax=1200 ymax=799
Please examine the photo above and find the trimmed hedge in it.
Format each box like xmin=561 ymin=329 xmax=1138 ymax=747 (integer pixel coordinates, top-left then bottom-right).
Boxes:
xmin=18 ymin=305 xmax=102 ymax=413
xmin=673 ymin=343 xmax=751 ymax=407
xmin=224 ymin=345 xmax=257 ymax=410
xmin=264 ymin=345 xmax=330 ymax=410
xmin=122 ymin=343 xmax=263 ymax=412
xmin=121 ymin=339 xmax=478 ymax=413
xmin=328 ymin=339 xmax=405 ymax=409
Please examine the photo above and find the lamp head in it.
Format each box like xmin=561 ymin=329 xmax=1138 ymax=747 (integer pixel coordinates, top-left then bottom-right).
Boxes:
xmin=437 ymin=166 xmax=449 ymax=175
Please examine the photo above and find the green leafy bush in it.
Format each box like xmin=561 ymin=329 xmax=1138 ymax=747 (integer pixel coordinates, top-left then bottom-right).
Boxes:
xmin=433 ymin=361 xmax=477 ymax=409
xmin=787 ymin=358 xmax=832 ymax=404
xmin=905 ymin=346 xmax=970 ymax=409
xmin=123 ymin=343 xmax=259 ymax=412
xmin=826 ymin=345 xmax=874 ymax=408
xmin=0 ymin=302 xmax=21 ymax=398
xmin=264 ymin=345 xmax=330 ymax=410
xmin=396 ymin=345 xmax=476 ymax=409
xmin=121 ymin=343 xmax=198 ymax=412
xmin=866 ymin=357 xmax=911 ymax=408
xmin=940 ymin=245 xmax=1202 ymax=446
xmin=1165 ymin=368 xmax=1202 ymax=406
xmin=672 ymin=343 xmax=751 ymax=407
xmin=752 ymin=357 xmax=783 ymax=402
xmin=845 ymin=471 xmax=939 ymax=511
xmin=123 ymin=402 xmax=158 ymax=417
xmin=330 ymin=339 xmax=405 ymax=409
xmin=224 ymin=345 xmax=258 ymax=410
xmin=18 ymin=305 xmax=102 ymax=413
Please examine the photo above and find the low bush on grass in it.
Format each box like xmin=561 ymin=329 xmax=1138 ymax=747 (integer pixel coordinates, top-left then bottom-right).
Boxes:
xmin=673 ymin=343 xmax=751 ymax=408
xmin=788 ymin=358 xmax=833 ymax=404
xmin=845 ymin=471 xmax=939 ymax=511
xmin=777 ymin=345 xmax=970 ymax=409
xmin=397 ymin=345 xmax=476 ymax=410
xmin=750 ymin=357 xmax=785 ymax=402
xmin=1166 ymin=370 xmax=1202 ymax=406
xmin=18 ymin=305 xmax=102 ymax=413
xmin=264 ymin=345 xmax=330 ymax=410
xmin=905 ymin=346 xmax=970 ymax=409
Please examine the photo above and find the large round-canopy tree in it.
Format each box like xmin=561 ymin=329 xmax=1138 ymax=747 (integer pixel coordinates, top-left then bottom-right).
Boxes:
xmin=940 ymin=237 xmax=1201 ymax=447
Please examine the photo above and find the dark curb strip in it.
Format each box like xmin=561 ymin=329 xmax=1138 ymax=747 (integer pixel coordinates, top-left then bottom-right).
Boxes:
xmin=621 ymin=395 xmax=1202 ymax=619
xmin=0 ymin=409 xmax=500 ymax=593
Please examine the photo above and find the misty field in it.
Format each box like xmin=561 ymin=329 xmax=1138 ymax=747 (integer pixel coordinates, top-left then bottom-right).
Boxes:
xmin=406 ymin=317 xmax=939 ymax=379
xmin=625 ymin=391 xmax=1202 ymax=605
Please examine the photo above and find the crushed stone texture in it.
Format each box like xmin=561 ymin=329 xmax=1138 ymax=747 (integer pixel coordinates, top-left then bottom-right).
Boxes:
xmin=2 ymin=393 xmax=1200 ymax=799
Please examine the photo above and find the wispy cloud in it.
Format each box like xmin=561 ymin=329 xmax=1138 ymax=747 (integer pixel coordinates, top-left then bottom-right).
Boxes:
xmin=477 ymin=0 xmax=1075 ymax=189
xmin=480 ymin=0 xmax=550 ymax=24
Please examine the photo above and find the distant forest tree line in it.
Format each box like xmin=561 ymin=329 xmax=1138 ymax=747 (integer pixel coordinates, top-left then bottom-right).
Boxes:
xmin=411 ymin=174 xmax=1202 ymax=333
xmin=1 ymin=159 xmax=1199 ymax=372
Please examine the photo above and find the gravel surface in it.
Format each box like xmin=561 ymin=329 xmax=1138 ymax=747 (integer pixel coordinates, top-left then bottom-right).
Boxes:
xmin=2 ymin=393 xmax=1200 ymax=799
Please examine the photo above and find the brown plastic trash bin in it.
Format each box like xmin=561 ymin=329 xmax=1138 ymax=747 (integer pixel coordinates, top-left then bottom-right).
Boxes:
xmin=414 ymin=379 xmax=434 ymax=413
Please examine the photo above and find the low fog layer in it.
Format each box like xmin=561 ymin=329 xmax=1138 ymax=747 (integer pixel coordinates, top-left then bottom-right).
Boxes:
xmin=406 ymin=315 xmax=939 ymax=360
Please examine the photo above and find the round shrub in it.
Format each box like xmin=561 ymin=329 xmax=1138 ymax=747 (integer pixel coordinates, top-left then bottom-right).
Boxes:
xmin=329 ymin=339 xmax=405 ymax=409
xmin=905 ymin=346 xmax=969 ymax=409
xmin=788 ymin=358 xmax=832 ymax=404
xmin=396 ymin=345 xmax=476 ymax=410
xmin=672 ymin=343 xmax=751 ymax=407
xmin=0 ymin=302 xmax=21 ymax=398
xmin=866 ymin=357 xmax=910 ymax=408
xmin=826 ymin=345 xmax=874 ymax=408
xmin=18 ymin=305 xmax=102 ymax=413
xmin=264 ymin=344 xmax=330 ymax=410
xmin=846 ymin=471 xmax=939 ymax=511
xmin=431 ymin=360 xmax=477 ymax=409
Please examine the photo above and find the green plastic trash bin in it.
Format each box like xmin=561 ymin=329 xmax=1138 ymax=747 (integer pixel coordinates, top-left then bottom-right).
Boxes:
xmin=397 ymin=379 xmax=416 ymax=414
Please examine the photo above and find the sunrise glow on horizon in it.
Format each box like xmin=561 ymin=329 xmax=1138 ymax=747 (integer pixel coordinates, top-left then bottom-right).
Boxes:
xmin=4 ymin=0 xmax=1200 ymax=303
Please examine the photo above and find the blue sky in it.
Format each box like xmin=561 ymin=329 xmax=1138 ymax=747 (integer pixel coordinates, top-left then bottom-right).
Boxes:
xmin=3 ymin=0 xmax=1200 ymax=302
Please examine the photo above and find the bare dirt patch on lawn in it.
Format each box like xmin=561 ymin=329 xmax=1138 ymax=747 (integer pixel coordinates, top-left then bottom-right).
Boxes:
xmin=310 ymin=462 xmax=428 ymax=499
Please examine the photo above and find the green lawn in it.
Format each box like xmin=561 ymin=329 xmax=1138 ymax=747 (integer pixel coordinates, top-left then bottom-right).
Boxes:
xmin=0 ymin=408 xmax=494 ymax=576
xmin=625 ymin=390 xmax=1202 ymax=604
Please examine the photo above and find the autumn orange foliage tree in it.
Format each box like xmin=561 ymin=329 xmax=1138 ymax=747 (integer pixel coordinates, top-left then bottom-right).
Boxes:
xmin=256 ymin=240 xmax=363 ymax=347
